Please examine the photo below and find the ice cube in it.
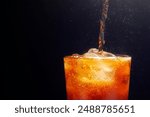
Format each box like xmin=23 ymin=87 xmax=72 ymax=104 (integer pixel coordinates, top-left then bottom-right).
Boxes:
xmin=101 ymin=51 xmax=116 ymax=57
xmin=87 ymin=48 xmax=116 ymax=57
xmin=96 ymin=64 xmax=115 ymax=82
xmin=83 ymin=53 xmax=100 ymax=58
xmin=88 ymin=48 xmax=99 ymax=53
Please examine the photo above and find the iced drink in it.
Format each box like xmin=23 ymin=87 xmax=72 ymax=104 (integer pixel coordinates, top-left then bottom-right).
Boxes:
xmin=64 ymin=48 xmax=131 ymax=100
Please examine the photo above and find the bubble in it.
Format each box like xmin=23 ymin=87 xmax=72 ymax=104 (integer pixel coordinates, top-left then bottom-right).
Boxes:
xmin=72 ymin=54 xmax=80 ymax=58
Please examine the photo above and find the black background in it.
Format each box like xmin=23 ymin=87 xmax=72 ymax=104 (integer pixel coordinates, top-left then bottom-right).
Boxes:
xmin=4 ymin=0 xmax=150 ymax=99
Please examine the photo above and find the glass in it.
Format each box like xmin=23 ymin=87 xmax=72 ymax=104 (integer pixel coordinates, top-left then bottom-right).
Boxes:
xmin=64 ymin=55 xmax=131 ymax=100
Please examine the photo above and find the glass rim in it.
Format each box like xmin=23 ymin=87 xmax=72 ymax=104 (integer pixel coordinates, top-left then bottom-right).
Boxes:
xmin=64 ymin=54 xmax=131 ymax=59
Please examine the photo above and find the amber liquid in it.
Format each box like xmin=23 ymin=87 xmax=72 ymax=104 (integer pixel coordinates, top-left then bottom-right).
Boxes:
xmin=64 ymin=56 xmax=131 ymax=100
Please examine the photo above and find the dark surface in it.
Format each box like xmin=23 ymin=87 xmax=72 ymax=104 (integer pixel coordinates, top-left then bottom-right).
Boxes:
xmin=4 ymin=0 xmax=150 ymax=99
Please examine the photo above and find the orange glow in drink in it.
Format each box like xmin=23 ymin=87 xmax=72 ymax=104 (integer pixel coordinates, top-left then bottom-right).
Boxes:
xmin=64 ymin=49 xmax=131 ymax=100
